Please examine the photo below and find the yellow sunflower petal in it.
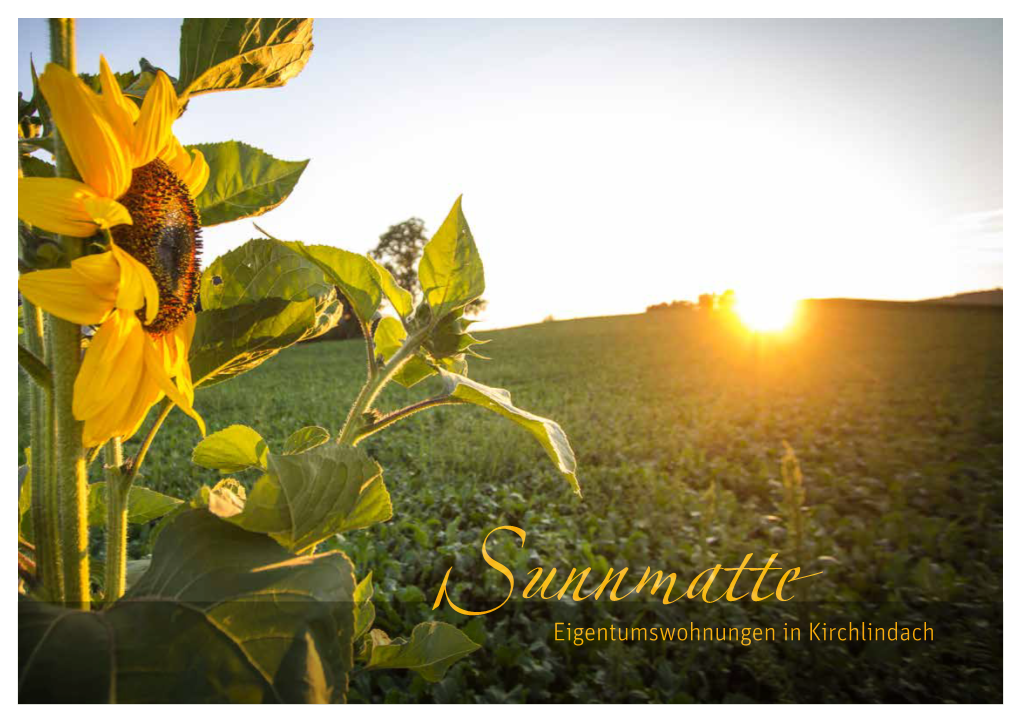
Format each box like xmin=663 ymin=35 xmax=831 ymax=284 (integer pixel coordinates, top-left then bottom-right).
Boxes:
xmin=78 ymin=312 xmax=163 ymax=446
xmin=171 ymin=312 xmax=199 ymax=393
xmin=81 ymin=196 xmax=133 ymax=230
xmin=97 ymin=55 xmax=139 ymax=144
xmin=109 ymin=242 xmax=160 ymax=324
xmin=170 ymin=311 xmax=199 ymax=389
xmin=69 ymin=250 xmax=121 ymax=297
xmin=183 ymin=147 xmax=210 ymax=197
xmin=86 ymin=368 xmax=160 ymax=447
xmin=18 ymin=267 xmax=115 ymax=326
xmin=19 ymin=177 xmax=104 ymax=238
xmin=73 ymin=310 xmax=144 ymax=419
xmin=155 ymin=331 xmax=194 ymax=404
xmin=115 ymin=378 xmax=163 ymax=442
xmin=142 ymin=334 xmax=206 ymax=437
xmin=38 ymin=63 xmax=131 ymax=199
xmin=176 ymin=360 xmax=196 ymax=408
xmin=161 ymin=326 xmax=184 ymax=377
xmin=178 ymin=311 xmax=197 ymax=353
xmin=163 ymin=139 xmax=209 ymax=198
xmin=157 ymin=134 xmax=183 ymax=165
xmin=132 ymin=71 xmax=178 ymax=166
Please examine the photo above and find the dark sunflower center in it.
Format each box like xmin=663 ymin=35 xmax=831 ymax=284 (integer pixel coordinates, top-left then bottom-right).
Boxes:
xmin=111 ymin=158 xmax=202 ymax=336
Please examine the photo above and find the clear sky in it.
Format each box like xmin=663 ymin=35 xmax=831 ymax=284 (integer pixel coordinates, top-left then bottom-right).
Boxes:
xmin=19 ymin=19 xmax=1003 ymax=329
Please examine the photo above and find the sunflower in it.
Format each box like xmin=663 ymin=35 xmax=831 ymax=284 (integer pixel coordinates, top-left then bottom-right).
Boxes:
xmin=18 ymin=58 xmax=208 ymax=447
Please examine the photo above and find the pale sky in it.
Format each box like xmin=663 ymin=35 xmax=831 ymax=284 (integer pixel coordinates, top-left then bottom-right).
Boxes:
xmin=19 ymin=19 xmax=1003 ymax=329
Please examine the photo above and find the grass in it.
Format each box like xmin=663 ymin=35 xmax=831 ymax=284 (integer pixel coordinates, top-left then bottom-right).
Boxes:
xmin=17 ymin=301 xmax=1003 ymax=702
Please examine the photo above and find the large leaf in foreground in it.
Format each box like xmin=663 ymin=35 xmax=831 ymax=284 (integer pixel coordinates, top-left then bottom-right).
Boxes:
xmin=364 ymin=622 xmax=480 ymax=682
xmin=418 ymin=196 xmax=485 ymax=321
xmin=201 ymin=238 xmax=331 ymax=309
xmin=438 ymin=370 xmax=581 ymax=496
xmin=190 ymin=141 xmax=309 ymax=227
xmin=19 ymin=510 xmax=356 ymax=703
xmin=217 ymin=443 xmax=393 ymax=553
xmin=190 ymin=293 xmax=341 ymax=388
xmin=177 ymin=19 xmax=314 ymax=98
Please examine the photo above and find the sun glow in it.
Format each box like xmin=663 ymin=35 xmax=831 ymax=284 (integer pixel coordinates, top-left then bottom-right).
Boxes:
xmin=736 ymin=291 xmax=800 ymax=333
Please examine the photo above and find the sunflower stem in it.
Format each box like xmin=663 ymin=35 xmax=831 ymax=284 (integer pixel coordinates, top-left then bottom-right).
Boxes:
xmin=337 ymin=327 xmax=428 ymax=445
xmin=47 ymin=17 xmax=90 ymax=609
xmin=48 ymin=19 xmax=76 ymax=75
xmin=352 ymin=396 xmax=466 ymax=445
xmin=48 ymin=318 xmax=90 ymax=608
xmin=360 ymin=315 xmax=379 ymax=381
xmin=18 ymin=105 xmax=63 ymax=603
xmin=21 ymin=298 xmax=63 ymax=603
xmin=103 ymin=438 xmax=128 ymax=602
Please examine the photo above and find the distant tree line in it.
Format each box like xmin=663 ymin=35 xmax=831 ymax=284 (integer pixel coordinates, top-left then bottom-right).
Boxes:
xmin=647 ymin=289 xmax=736 ymax=314
xmin=646 ymin=299 xmax=694 ymax=313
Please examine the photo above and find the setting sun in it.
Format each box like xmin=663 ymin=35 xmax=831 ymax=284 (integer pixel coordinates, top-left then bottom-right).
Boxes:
xmin=736 ymin=292 xmax=800 ymax=332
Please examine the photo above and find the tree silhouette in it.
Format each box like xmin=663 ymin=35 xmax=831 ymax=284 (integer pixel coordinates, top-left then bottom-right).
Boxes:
xmin=369 ymin=218 xmax=428 ymax=295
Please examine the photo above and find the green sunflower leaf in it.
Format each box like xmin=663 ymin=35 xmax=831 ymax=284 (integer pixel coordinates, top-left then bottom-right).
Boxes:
xmin=19 ymin=509 xmax=356 ymax=702
xmin=177 ymin=19 xmax=314 ymax=98
xmin=367 ymin=255 xmax=414 ymax=319
xmin=418 ymin=196 xmax=485 ymax=322
xmin=189 ymin=141 xmax=309 ymax=227
xmin=201 ymin=238 xmax=331 ymax=309
xmin=395 ymin=357 xmax=440 ymax=388
xmin=190 ymin=293 xmax=342 ymax=389
xmin=20 ymin=155 xmax=54 ymax=178
xmin=217 ymin=443 xmax=393 ymax=554
xmin=192 ymin=425 xmax=270 ymax=473
xmin=353 ymin=573 xmax=375 ymax=643
xmin=283 ymin=426 xmax=331 ymax=455
xmin=373 ymin=316 xmax=406 ymax=361
xmin=86 ymin=483 xmax=184 ymax=528
xmin=437 ymin=370 xmax=581 ymax=496
xmin=364 ymin=621 xmax=481 ymax=682
xmin=18 ymin=452 xmax=32 ymax=541
xmin=286 ymin=242 xmax=383 ymax=327
xmin=373 ymin=316 xmax=437 ymax=388
xmin=78 ymin=68 xmax=140 ymax=97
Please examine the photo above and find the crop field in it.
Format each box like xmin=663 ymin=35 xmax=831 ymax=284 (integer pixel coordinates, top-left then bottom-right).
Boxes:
xmin=16 ymin=302 xmax=1003 ymax=702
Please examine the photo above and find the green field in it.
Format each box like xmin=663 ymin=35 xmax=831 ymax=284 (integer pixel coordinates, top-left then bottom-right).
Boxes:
xmin=17 ymin=302 xmax=1003 ymax=702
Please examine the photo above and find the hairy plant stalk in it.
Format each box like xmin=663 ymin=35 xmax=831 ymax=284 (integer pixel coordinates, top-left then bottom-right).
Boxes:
xmin=21 ymin=299 xmax=63 ymax=602
xmin=104 ymin=396 xmax=176 ymax=599
xmin=360 ymin=316 xmax=379 ymax=380
xmin=337 ymin=327 xmax=428 ymax=444
xmin=103 ymin=439 xmax=127 ymax=602
xmin=353 ymin=396 xmax=465 ymax=444
xmin=47 ymin=17 xmax=90 ymax=608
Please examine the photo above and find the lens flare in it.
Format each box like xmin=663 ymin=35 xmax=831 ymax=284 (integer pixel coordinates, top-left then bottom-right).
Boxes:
xmin=736 ymin=292 xmax=799 ymax=332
